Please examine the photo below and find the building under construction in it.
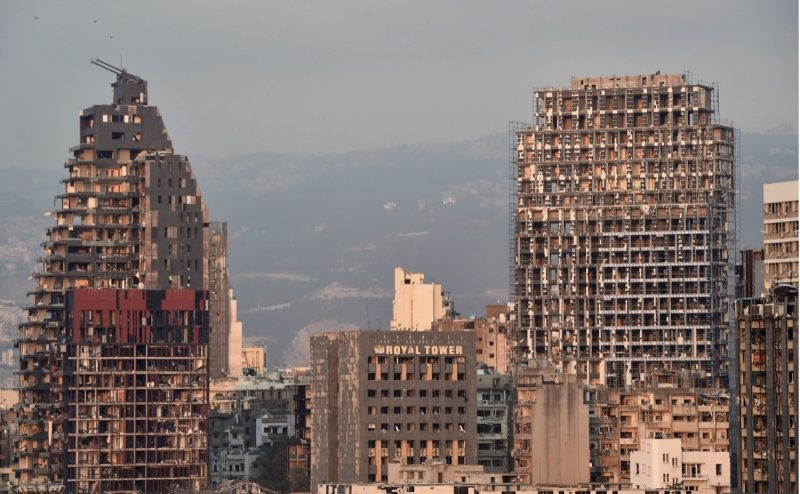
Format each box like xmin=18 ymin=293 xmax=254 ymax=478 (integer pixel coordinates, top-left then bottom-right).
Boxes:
xmin=512 ymin=73 xmax=735 ymax=387
xmin=17 ymin=60 xmax=232 ymax=493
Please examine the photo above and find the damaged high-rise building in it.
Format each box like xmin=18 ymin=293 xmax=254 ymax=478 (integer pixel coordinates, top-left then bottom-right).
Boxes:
xmin=16 ymin=60 xmax=237 ymax=493
xmin=512 ymin=73 xmax=735 ymax=387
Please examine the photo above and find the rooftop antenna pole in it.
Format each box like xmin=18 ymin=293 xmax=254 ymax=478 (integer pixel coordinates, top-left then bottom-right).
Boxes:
xmin=91 ymin=57 xmax=124 ymax=75
xmin=366 ymin=299 xmax=371 ymax=331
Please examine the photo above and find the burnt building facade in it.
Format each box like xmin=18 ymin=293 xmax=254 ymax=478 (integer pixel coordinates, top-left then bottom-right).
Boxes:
xmin=17 ymin=61 xmax=229 ymax=492
xmin=62 ymin=289 xmax=209 ymax=493
xmin=512 ymin=73 xmax=735 ymax=387
xmin=734 ymin=285 xmax=797 ymax=494
xmin=310 ymin=331 xmax=477 ymax=488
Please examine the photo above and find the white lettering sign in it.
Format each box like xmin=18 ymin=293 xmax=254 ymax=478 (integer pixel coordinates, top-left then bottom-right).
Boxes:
xmin=372 ymin=344 xmax=463 ymax=356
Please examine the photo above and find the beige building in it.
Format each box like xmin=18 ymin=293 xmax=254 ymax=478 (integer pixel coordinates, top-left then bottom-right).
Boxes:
xmin=242 ymin=346 xmax=267 ymax=377
xmin=763 ymin=180 xmax=799 ymax=286
xmin=512 ymin=362 xmax=590 ymax=485
xmin=630 ymin=438 xmax=729 ymax=491
xmin=432 ymin=304 xmax=514 ymax=374
xmin=227 ymin=288 xmax=244 ymax=377
xmin=387 ymin=461 xmax=511 ymax=485
xmin=512 ymin=73 xmax=735 ymax=387
xmin=391 ymin=267 xmax=446 ymax=331
xmin=588 ymin=384 xmax=730 ymax=485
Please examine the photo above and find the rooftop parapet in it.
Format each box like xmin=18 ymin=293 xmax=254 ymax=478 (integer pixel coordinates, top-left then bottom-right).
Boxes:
xmin=570 ymin=72 xmax=687 ymax=89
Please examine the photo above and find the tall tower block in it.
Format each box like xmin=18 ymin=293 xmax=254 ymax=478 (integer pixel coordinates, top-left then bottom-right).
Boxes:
xmin=512 ymin=73 xmax=735 ymax=387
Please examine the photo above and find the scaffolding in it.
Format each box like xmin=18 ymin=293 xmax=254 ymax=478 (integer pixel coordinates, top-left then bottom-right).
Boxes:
xmin=511 ymin=73 xmax=736 ymax=387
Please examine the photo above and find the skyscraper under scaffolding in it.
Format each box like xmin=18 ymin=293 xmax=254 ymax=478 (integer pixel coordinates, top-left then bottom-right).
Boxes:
xmin=512 ymin=73 xmax=735 ymax=387
xmin=16 ymin=60 xmax=233 ymax=493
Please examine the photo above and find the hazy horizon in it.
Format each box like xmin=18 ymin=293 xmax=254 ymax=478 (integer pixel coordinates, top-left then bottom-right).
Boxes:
xmin=1 ymin=1 xmax=797 ymax=168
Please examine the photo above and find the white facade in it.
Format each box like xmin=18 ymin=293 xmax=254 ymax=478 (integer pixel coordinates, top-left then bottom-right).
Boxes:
xmin=210 ymin=449 xmax=259 ymax=485
xmin=630 ymin=438 xmax=730 ymax=491
xmin=255 ymin=412 xmax=294 ymax=447
xmin=227 ymin=288 xmax=244 ymax=377
xmin=390 ymin=267 xmax=445 ymax=331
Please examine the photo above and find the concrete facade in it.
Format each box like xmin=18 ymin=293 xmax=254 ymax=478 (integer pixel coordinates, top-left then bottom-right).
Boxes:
xmin=588 ymin=384 xmax=730 ymax=486
xmin=391 ymin=267 xmax=447 ymax=331
xmin=433 ymin=305 xmax=515 ymax=375
xmin=242 ymin=346 xmax=268 ymax=377
xmin=61 ymin=289 xmax=209 ymax=494
xmin=227 ymin=288 xmax=243 ymax=378
xmin=476 ymin=368 xmax=513 ymax=472
xmin=208 ymin=222 xmax=231 ymax=379
xmin=311 ymin=330 xmax=477 ymax=488
xmin=763 ymin=180 xmax=799 ymax=286
xmin=630 ymin=438 xmax=729 ymax=491
xmin=512 ymin=73 xmax=735 ymax=387
xmin=512 ymin=363 xmax=590 ymax=485
xmin=16 ymin=63 xmax=228 ymax=492
xmin=734 ymin=285 xmax=797 ymax=494
xmin=529 ymin=374 xmax=590 ymax=485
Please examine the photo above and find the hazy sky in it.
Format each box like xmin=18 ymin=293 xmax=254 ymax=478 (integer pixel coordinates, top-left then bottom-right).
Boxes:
xmin=0 ymin=1 xmax=797 ymax=168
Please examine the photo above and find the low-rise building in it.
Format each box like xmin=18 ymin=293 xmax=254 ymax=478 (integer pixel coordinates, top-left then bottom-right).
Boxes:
xmin=588 ymin=383 xmax=730 ymax=485
xmin=512 ymin=362 xmax=590 ymax=486
xmin=318 ymin=482 xmax=724 ymax=494
xmin=630 ymin=438 xmax=729 ymax=491
xmin=476 ymin=367 xmax=513 ymax=472
xmin=256 ymin=412 xmax=295 ymax=447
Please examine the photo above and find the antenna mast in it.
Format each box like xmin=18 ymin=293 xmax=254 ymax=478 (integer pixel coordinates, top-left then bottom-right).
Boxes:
xmin=91 ymin=57 xmax=124 ymax=75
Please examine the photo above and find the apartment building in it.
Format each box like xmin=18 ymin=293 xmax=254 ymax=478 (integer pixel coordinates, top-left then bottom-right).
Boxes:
xmin=476 ymin=367 xmax=513 ymax=472
xmin=391 ymin=267 xmax=449 ymax=331
xmin=763 ymin=180 xmax=799 ymax=286
xmin=310 ymin=330 xmax=476 ymax=488
xmin=432 ymin=305 xmax=514 ymax=375
xmin=588 ymin=385 xmax=730 ymax=485
xmin=734 ymin=284 xmax=797 ymax=494
xmin=630 ymin=438 xmax=729 ymax=491
xmin=512 ymin=73 xmax=735 ymax=387
xmin=61 ymin=288 xmax=209 ymax=493
xmin=17 ymin=61 xmax=231 ymax=492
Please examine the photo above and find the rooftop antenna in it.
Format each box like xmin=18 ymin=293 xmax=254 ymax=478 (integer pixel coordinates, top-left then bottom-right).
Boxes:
xmin=91 ymin=57 xmax=124 ymax=76
xmin=365 ymin=299 xmax=371 ymax=331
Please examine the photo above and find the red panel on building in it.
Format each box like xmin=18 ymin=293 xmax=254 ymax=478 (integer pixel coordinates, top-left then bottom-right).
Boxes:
xmin=65 ymin=288 xmax=208 ymax=344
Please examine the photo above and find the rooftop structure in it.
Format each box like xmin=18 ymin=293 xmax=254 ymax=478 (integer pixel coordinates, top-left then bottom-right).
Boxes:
xmin=391 ymin=267 xmax=448 ymax=331
xmin=512 ymin=73 xmax=735 ymax=387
